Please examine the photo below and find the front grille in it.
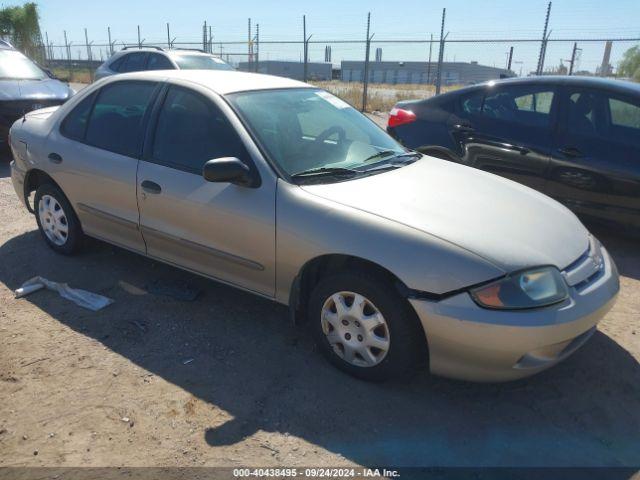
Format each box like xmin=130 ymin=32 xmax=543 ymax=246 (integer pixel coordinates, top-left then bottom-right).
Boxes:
xmin=0 ymin=99 xmax=65 ymax=126
xmin=562 ymin=236 xmax=605 ymax=289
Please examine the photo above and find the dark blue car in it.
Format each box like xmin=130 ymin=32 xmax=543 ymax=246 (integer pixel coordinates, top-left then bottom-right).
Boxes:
xmin=0 ymin=40 xmax=74 ymax=152
xmin=387 ymin=76 xmax=640 ymax=230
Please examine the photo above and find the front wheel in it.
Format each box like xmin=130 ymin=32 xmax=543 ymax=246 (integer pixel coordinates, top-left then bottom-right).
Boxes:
xmin=308 ymin=272 xmax=425 ymax=381
xmin=34 ymin=183 xmax=83 ymax=255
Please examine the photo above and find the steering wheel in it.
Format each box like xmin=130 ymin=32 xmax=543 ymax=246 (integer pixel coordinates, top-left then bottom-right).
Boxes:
xmin=314 ymin=125 xmax=346 ymax=147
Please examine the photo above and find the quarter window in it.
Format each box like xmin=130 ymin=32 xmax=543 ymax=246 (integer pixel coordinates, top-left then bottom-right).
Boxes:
xmin=151 ymin=86 xmax=247 ymax=173
xmin=60 ymin=92 xmax=96 ymax=141
xmin=85 ymin=81 xmax=158 ymax=157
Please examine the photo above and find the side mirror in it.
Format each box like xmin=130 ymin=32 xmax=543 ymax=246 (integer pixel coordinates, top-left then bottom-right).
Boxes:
xmin=44 ymin=68 xmax=57 ymax=79
xmin=202 ymin=157 xmax=258 ymax=187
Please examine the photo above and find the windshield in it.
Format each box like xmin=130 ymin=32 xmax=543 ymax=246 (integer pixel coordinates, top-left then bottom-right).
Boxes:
xmin=228 ymin=88 xmax=408 ymax=178
xmin=0 ymin=49 xmax=48 ymax=80
xmin=172 ymin=54 xmax=234 ymax=71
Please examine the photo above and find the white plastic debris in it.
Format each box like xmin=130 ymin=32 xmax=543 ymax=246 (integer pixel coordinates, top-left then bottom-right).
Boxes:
xmin=15 ymin=276 xmax=113 ymax=311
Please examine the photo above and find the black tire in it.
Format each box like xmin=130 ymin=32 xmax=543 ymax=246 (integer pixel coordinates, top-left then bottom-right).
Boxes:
xmin=308 ymin=271 xmax=426 ymax=381
xmin=34 ymin=183 xmax=83 ymax=255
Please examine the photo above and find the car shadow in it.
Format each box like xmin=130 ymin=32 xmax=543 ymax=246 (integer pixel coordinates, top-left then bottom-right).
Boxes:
xmin=586 ymin=222 xmax=640 ymax=281
xmin=0 ymin=229 xmax=639 ymax=468
xmin=0 ymin=154 xmax=11 ymax=178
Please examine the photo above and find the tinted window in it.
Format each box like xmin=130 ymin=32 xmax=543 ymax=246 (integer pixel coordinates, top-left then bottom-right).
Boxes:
xmin=61 ymin=92 xmax=96 ymax=141
xmin=120 ymin=52 xmax=148 ymax=72
xmin=567 ymin=92 xmax=598 ymax=135
xmin=110 ymin=56 xmax=125 ymax=72
xmin=483 ymin=86 xmax=555 ymax=127
xmin=151 ymin=86 xmax=247 ymax=173
xmin=85 ymin=81 xmax=157 ymax=157
xmin=147 ymin=53 xmax=174 ymax=70
xmin=460 ymin=90 xmax=484 ymax=117
xmin=609 ymin=98 xmax=640 ymax=129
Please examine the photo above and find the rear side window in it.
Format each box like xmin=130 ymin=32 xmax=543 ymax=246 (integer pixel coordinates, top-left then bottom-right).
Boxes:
xmin=60 ymin=92 xmax=96 ymax=141
xmin=147 ymin=53 xmax=174 ymax=70
xmin=85 ymin=81 xmax=157 ymax=157
xmin=119 ymin=52 xmax=147 ymax=73
xmin=151 ymin=86 xmax=247 ymax=173
xmin=460 ymin=90 xmax=484 ymax=117
xmin=109 ymin=56 xmax=126 ymax=72
xmin=483 ymin=86 xmax=555 ymax=127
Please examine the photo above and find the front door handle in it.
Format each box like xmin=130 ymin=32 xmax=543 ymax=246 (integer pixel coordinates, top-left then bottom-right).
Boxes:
xmin=558 ymin=147 xmax=584 ymax=158
xmin=48 ymin=152 xmax=63 ymax=164
xmin=141 ymin=180 xmax=162 ymax=194
xmin=453 ymin=124 xmax=474 ymax=133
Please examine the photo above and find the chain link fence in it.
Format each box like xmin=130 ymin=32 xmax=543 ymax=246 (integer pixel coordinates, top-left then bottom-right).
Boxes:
xmin=22 ymin=5 xmax=640 ymax=112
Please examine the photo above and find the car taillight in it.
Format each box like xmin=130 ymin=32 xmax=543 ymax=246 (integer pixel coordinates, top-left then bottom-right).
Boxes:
xmin=388 ymin=107 xmax=417 ymax=128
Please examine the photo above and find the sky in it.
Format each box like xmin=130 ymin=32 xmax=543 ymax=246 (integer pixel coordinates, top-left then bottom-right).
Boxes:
xmin=26 ymin=0 xmax=640 ymax=75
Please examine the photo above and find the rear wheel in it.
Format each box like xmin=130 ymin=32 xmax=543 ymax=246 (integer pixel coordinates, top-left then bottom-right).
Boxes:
xmin=34 ymin=183 xmax=82 ymax=254
xmin=308 ymin=271 xmax=425 ymax=381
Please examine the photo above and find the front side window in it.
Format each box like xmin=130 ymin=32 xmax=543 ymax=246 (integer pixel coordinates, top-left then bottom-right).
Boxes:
xmin=120 ymin=52 xmax=148 ymax=73
xmin=172 ymin=55 xmax=234 ymax=71
xmin=0 ymin=49 xmax=47 ymax=80
xmin=483 ymin=85 xmax=555 ymax=127
xmin=609 ymin=97 xmax=640 ymax=129
xmin=228 ymin=88 xmax=406 ymax=176
xmin=147 ymin=53 xmax=174 ymax=71
xmin=151 ymin=86 xmax=247 ymax=173
xmin=85 ymin=81 xmax=157 ymax=157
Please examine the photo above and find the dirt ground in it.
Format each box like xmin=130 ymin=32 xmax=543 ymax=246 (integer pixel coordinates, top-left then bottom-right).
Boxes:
xmin=0 ymin=151 xmax=639 ymax=469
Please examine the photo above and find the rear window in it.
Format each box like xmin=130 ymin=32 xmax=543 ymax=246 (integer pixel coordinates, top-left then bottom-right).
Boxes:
xmin=172 ymin=55 xmax=234 ymax=71
xmin=482 ymin=86 xmax=555 ymax=127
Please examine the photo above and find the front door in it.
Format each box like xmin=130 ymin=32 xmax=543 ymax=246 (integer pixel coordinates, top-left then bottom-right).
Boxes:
xmin=137 ymin=85 xmax=276 ymax=296
xmin=547 ymin=87 xmax=640 ymax=228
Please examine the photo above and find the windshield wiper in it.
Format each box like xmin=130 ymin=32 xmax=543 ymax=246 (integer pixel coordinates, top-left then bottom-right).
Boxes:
xmin=291 ymin=166 xmax=360 ymax=179
xmin=362 ymin=150 xmax=398 ymax=163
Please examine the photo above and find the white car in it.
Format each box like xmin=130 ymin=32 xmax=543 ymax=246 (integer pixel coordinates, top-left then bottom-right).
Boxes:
xmin=95 ymin=47 xmax=234 ymax=80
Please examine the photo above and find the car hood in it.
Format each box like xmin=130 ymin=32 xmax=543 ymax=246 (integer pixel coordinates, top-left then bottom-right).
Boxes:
xmin=301 ymin=156 xmax=589 ymax=273
xmin=0 ymin=78 xmax=72 ymax=101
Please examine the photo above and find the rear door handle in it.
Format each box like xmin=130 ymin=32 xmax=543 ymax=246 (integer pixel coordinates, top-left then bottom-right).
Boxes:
xmin=141 ymin=180 xmax=162 ymax=194
xmin=48 ymin=152 xmax=63 ymax=164
xmin=558 ymin=147 xmax=584 ymax=158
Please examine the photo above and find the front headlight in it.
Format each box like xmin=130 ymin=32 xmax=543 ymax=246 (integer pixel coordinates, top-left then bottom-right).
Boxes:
xmin=470 ymin=266 xmax=569 ymax=310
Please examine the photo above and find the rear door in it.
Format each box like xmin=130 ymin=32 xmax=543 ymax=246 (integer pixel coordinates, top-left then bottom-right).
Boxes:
xmin=454 ymin=83 xmax=558 ymax=192
xmin=547 ymin=86 xmax=640 ymax=227
xmin=136 ymin=84 xmax=276 ymax=296
xmin=47 ymin=80 xmax=159 ymax=252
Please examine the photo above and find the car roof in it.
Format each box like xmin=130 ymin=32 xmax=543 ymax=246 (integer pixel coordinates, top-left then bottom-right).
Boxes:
xmin=452 ymin=75 xmax=640 ymax=97
xmin=100 ymin=69 xmax=311 ymax=95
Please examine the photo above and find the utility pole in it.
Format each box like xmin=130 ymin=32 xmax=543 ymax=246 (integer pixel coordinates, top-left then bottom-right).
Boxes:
xmin=166 ymin=23 xmax=170 ymax=49
xmin=568 ymin=42 xmax=578 ymax=75
xmin=302 ymin=15 xmax=307 ymax=82
xmin=361 ymin=12 xmax=372 ymax=112
xmin=137 ymin=25 xmax=141 ymax=49
xmin=108 ymin=27 xmax=113 ymax=56
xmin=84 ymin=28 xmax=91 ymax=61
xmin=248 ymin=18 xmax=252 ymax=70
xmin=45 ymin=31 xmax=50 ymax=61
xmin=209 ymin=25 xmax=212 ymax=54
xmin=435 ymin=8 xmax=446 ymax=94
xmin=427 ymin=33 xmax=433 ymax=84
xmin=203 ymin=21 xmax=207 ymax=52
xmin=255 ymin=23 xmax=259 ymax=72
xmin=536 ymin=2 xmax=552 ymax=75
xmin=507 ymin=46 xmax=514 ymax=71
